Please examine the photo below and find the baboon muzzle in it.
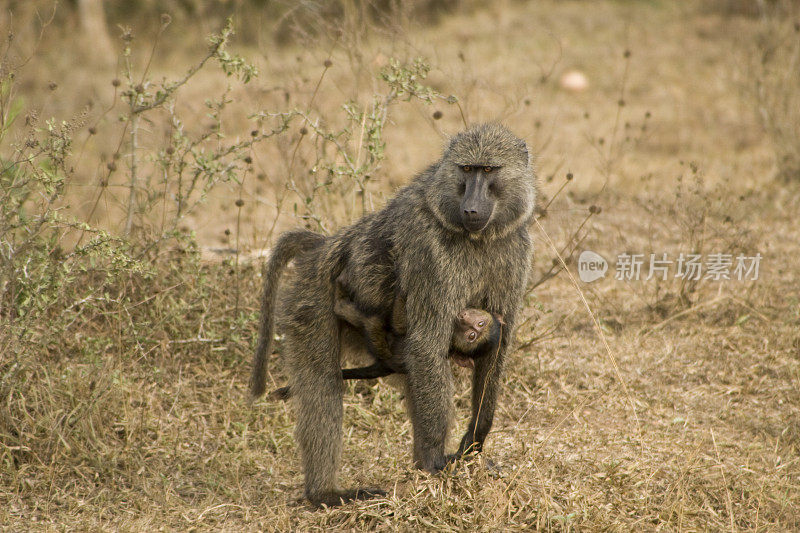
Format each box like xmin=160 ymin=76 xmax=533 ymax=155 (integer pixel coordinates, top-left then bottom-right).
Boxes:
xmin=460 ymin=172 xmax=494 ymax=232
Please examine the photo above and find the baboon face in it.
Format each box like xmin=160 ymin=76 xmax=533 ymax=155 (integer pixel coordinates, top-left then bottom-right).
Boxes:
xmin=455 ymin=308 xmax=491 ymax=346
xmin=458 ymin=164 xmax=496 ymax=232
xmin=451 ymin=308 xmax=503 ymax=368
xmin=427 ymin=124 xmax=534 ymax=238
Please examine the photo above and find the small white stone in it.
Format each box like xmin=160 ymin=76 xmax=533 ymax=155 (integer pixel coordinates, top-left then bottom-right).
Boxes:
xmin=560 ymin=70 xmax=589 ymax=92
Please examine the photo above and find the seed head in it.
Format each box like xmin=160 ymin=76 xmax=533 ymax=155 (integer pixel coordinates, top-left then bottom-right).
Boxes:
xmin=244 ymin=156 xmax=252 ymax=164
xmin=107 ymin=161 xmax=117 ymax=171
xmin=165 ymin=146 xmax=175 ymax=155
xmin=48 ymin=82 xmax=58 ymax=91
xmin=88 ymin=127 xmax=97 ymax=135
xmin=299 ymin=127 xmax=308 ymax=136
xmin=589 ymin=205 xmax=601 ymax=214
xmin=112 ymin=78 xmax=121 ymax=87
xmin=224 ymin=229 xmax=231 ymax=236
xmin=432 ymin=110 xmax=443 ymax=120
xmin=235 ymin=199 xmax=244 ymax=207
xmin=323 ymin=59 xmax=333 ymax=68
xmin=251 ymin=130 xmax=259 ymax=137
xmin=566 ymin=172 xmax=574 ymax=181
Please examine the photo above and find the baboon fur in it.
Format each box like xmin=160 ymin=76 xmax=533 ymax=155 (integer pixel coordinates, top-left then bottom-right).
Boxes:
xmin=251 ymin=123 xmax=535 ymax=507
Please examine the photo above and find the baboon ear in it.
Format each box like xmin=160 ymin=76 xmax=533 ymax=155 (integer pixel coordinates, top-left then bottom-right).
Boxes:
xmin=518 ymin=139 xmax=529 ymax=161
xmin=494 ymin=313 xmax=506 ymax=325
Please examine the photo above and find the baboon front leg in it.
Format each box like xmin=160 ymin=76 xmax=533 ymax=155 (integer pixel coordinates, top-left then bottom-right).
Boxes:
xmin=404 ymin=336 xmax=454 ymax=473
xmin=455 ymin=352 xmax=503 ymax=458
xmin=454 ymin=310 xmax=511 ymax=459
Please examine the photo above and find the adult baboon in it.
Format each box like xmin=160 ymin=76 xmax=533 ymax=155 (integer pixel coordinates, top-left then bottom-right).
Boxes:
xmin=251 ymin=123 xmax=535 ymax=507
xmin=269 ymin=305 xmax=504 ymax=400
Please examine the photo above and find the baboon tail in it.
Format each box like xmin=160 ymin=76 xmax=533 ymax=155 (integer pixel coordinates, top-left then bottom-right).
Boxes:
xmin=250 ymin=229 xmax=326 ymax=397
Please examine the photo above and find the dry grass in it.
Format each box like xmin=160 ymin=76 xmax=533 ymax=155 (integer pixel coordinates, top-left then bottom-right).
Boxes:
xmin=2 ymin=1 xmax=800 ymax=530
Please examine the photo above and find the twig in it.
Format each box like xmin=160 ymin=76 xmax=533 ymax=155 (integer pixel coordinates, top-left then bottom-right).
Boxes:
xmin=533 ymin=217 xmax=642 ymax=436
xmin=711 ymin=428 xmax=737 ymax=532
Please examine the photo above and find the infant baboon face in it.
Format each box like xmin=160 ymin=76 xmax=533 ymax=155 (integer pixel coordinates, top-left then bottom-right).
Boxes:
xmin=450 ymin=308 xmax=498 ymax=369
xmin=456 ymin=308 xmax=490 ymax=345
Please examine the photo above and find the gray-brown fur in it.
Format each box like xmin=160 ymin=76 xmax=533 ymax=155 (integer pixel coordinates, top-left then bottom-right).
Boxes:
xmin=252 ymin=123 xmax=535 ymax=507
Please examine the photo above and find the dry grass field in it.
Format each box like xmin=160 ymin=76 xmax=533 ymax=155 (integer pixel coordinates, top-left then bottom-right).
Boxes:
xmin=2 ymin=1 xmax=799 ymax=530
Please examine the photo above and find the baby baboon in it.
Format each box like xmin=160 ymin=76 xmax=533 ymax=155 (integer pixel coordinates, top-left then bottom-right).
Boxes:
xmin=332 ymin=276 xmax=406 ymax=374
xmin=449 ymin=308 xmax=504 ymax=368
xmin=251 ymin=123 xmax=535 ymax=507
xmin=269 ymin=305 xmax=504 ymax=400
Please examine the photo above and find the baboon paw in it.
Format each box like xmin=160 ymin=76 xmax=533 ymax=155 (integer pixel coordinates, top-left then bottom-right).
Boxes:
xmin=308 ymin=488 xmax=386 ymax=508
xmin=418 ymin=454 xmax=450 ymax=474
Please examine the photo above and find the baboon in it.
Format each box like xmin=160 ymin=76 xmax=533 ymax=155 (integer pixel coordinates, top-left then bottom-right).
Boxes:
xmin=331 ymin=275 xmax=406 ymax=374
xmin=251 ymin=123 xmax=535 ymax=507
xmin=268 ymin=305 xmax=504 ymax=400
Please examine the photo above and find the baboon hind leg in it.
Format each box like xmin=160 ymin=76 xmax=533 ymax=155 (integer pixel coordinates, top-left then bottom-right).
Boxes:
xmin=288 ymin=310 xmax=385 ymax=507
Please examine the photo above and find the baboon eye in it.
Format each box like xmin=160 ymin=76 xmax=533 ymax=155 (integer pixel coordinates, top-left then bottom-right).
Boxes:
xmin=483 ymin=166 xmax=493 ymax=173
xmin=461 ymin=165 xmax=472 ymax=172
xmin=478 ymin=320 xmax=485 ymax=327
xmin=468 ymin=331 xmax=477 ymax=341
